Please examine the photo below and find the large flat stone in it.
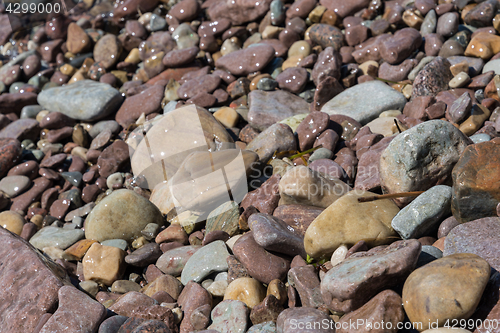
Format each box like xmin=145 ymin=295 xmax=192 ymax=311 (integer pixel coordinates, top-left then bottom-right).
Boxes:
xmin=321 ymin=80 xmax=406 ymax=125
xmin=37 ymin=80 xmax=124 ymax=121
xmin=0 ymin=227 xmax=70 ymax=332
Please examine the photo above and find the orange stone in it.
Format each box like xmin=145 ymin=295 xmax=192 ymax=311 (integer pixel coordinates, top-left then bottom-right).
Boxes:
xmin=63 ymin=239 xmax=98 ymax=260
xmin=464 ymin=32 xmax=500 ymax=59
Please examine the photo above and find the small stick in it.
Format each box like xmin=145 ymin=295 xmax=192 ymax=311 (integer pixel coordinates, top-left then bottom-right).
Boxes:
xmin=394 ymin=119 xmax=402 ymax=134
xmin=358 ymin=191 xmax=425 ymax=203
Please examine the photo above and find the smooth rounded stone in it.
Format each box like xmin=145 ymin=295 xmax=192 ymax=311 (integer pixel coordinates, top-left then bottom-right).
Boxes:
xmin=444 ymin=217 xmax=500 ymax=271
xmin=309 ymin=24 xmax=344 ymax=51
xmin=287 ymin=265 xmax=322 ymax=308
xmin=98 ymin=315 xmax=128 ymax=333
xmin=215 ymin=44 xmax=275 ymax=76
xmin=408 ymin=56 xmax=435 ymax=81
xmin=378 ymin=59 xmax=418 ymax=82
xmin=89 ymin=120 xmax=120 ymax=138
xmin=439 ymin=39 xmax=464 ymax=58
xmin=448 ymin=92 xmax=472 ymax=123
xmin=322 ymin=240 xmax=421 ymax=313
xmin=412 ymin=57 xmax=454 ymax=99
xmin=277 ymin=307 xmax=334 ymax=333
xmin=296 ymin=111 xmax=329 ymax=151
xmin=240 ymin=174 xmax=279 ymax=215
xmin=392 ymin=185 xmax=453 ymax=240
xmin=483 ymin=59 xmax=500 ymax=75
xmin=248 ymin=321 xmax=277 ymax=333
xmin=278 ymin=165 xmax=351 ymax=208
xmin=206 ymin=201 xmax=240 ymax=237
xmin=464 ymin=0 xmax=496 ymax=27
xmin=0 ymin=175 xmax=30 ymax=198
xmin=85 ymin=189 xmax=163 ymax=243
xmin=29 ymin=226 xmax=84 ymax=251
xmin=421 ymin=9 xmax=437 ymax=36
xmin=354 ymin=136 xmax=394 ymax=191
xmin=181 ymin=240 xmax=230 ymax=285
xmin=311 ymin=47 xmax=342 ymax=87
xmin=379 ymin=28 xmax=422 ymax=64
xmin=233 ymin=232 xmax=290 ymax=284
xmin=94 ymin=34 xmax=122 ymax=69
xmin=451 ymin=140 xmax=500 ymax=223
xmin=224 ymin=278 xmax=266 ymax=309
xmin=108 ymin=292 xmax=175 ymax=331
xmin=470 ymin=133 xmax=491 ymax=143
xmin=156 ymin=245 xmax=200 ymax=276
xmin=163 ymin=47 xmax=199 ymax=68
xmin=379 ymin=120 xmax=471 ymax=206
xmin=115 ymin=84 xmax=165 ymax=127
xmin=273 ymin=205 xmax=323 ymax=237
xmin=304 ymin=190 xmax=399 ymax=259
xmin=321 ymin=80 xmax=406 ymax=125
xmin=275 ymin=67 xmax=308 ymax=94
xmin=98 ymin=239 xmax=128 ymax=252
xmin=125 ymin=242 xmax=162 ymax=267
xmin=38 ymin=285 xmax=106 ymax=333
xmin=0 ymin=139 xmax=22 ymax=178
xmin=247 ymin=90 xmax=310 ymax=131
xmin=249 ymin=213 xmax=306 ymax=258
xmin=436 ymin=12 xmax=459 ymax=38
xmin=156 ymin=224 xmax=188 ymax=244
xmin=0 ymin=119 xmax=40 ymax=142
xmin=178 ymin=74 xmax=221 ymax=99
xmin=246 ymin=124 xmax=296 ymax=164
xmin=0 ymin=211 xmax=25 ymax=235
xmin=337 ymin=290 xmax=405 ymax=333
xmin=308 ymin=148 xmax=333 ymax=163
xmin=464 ymin=32 xmax=500 ymax=60
xmin=37 ymin=80 xmax=123 ymax=121
xmin=208 ymin=299 xmax=250 ymax=332
xmin=83 ymin=243 xmax=126 ymax=286
xmin=20 ymin=105 xmax=43 ymax=120
xmin=437 ymin=216 xmax=459 ymax=239
xmin=141 ymin=274 xmax=184 ymax=300
xmin=402 ymin=253 xmax=490 ymax=331
xmin=67 ymin=22 xmax=91 ymax=55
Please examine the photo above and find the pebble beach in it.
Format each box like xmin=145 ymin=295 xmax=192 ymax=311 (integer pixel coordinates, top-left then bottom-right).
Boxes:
xmin=0 ymin=0 xmax=500 ymax=332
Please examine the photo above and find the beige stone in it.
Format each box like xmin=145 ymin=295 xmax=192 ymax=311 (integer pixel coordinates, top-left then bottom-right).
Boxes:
xmin=330 ymin=244 xmax=348 ymax=266
xmin=365 ymin=117 xmax=399 ymax=137
xmin=403 ymin=253 xmax=490 ymax=332
xmin=82 ymin=243 xmax=126 ymax=286
xmin=402 ymin=9 xmax=423 ymax=29
xmin=85 ymin=189 xmax=164 ymax=243
xmin=124 ymin=48 xmax=141 ymax=64
xmin=279 ymin=165 xmax=351 ymax=208
xmin=459 ymin=104 xmax=490 ymax=136
xmin=221 ymin=37 xmax=241 ymax=56
xmin=60 ymin=64 xmax=76 ymax=76
xmin=450 ymin=61 xmax=469 ymax=76
xmin=63 ymin=239 xmax=98 ymax=260
xmin=279 ymin=113 xmax=308 ymax=132
xmin=262 ymin=26 xmax=283 ymax=39
xmin=465 ymin=32 xmax=500 ymax=59
xmin=282 ymin=55 xmax=302 ymax=70
xmin=267 ymin=279 xmax=287 ymax=306
xmin=0 ymin=211 xmax=25 ymax=235
xmin=213 ymin=107 xmax=240 ymax=128
xmin=308 ymin=5 xmax=326 ymax=23
xmin=304 ymin=190 xmax=399 ymax=259
xmin=288 ymin=41 xmax=311 ymax=59
xmin=68 ymin=70 xmax=86 ymax=84
xmin=224 ymin=277 xmax=266 ymax=309
xmin=142 ymin=274 xmax=184 ymax=300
